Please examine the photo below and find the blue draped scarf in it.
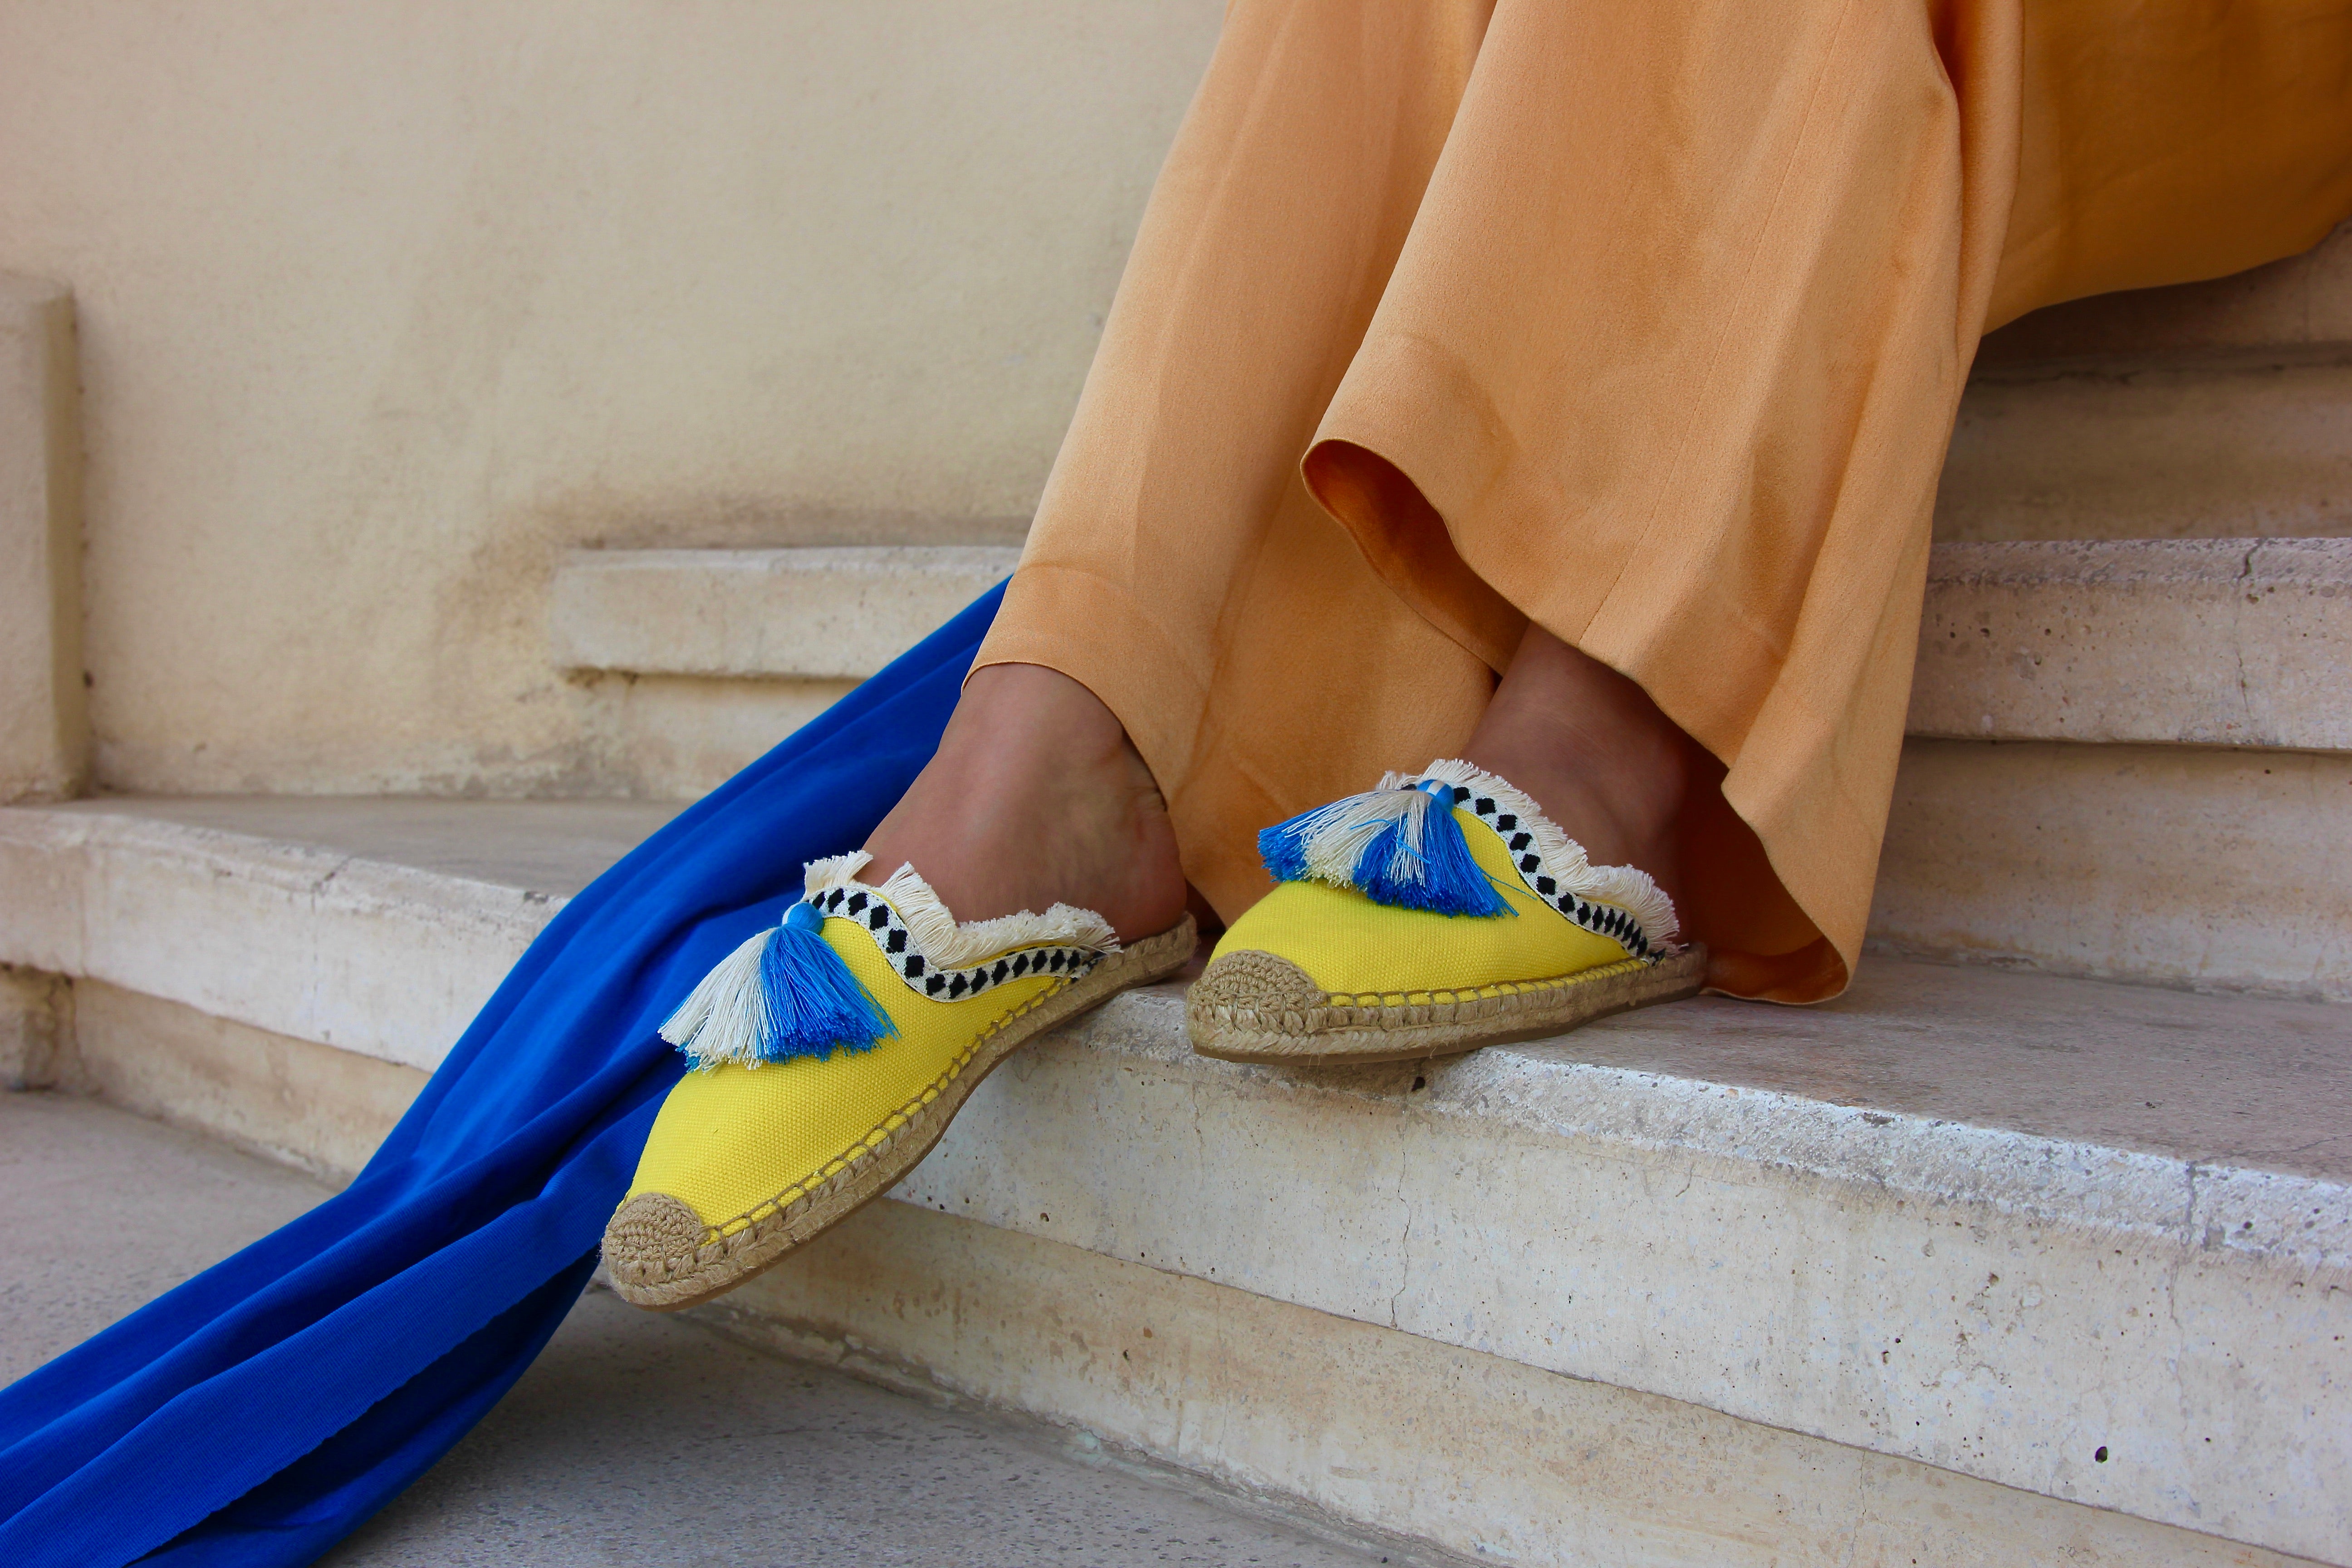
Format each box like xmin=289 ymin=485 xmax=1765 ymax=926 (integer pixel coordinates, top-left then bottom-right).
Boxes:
xmin=0 ymin=585 xmax=1004 ymax=1567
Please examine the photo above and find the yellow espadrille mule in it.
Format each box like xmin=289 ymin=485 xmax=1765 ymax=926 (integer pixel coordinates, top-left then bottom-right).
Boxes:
xmin=605 ymin=850 xmax=1195 ymax=1310
xmin=1186 ymin=759 xmax=1703 ymax=1066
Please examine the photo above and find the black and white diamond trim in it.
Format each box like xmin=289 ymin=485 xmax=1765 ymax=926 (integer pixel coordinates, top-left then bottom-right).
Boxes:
xmin=1417 ymin=782 xmax=1660 ymax=962
xmin=804 ymin=885 xmax=1105 ymax=1000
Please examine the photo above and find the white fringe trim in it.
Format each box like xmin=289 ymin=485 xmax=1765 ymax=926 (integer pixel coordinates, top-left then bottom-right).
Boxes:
xmin=803 ymin=850 xmax=1120 ymax=969
xmin=1401 ymin=758 xmax=1683 ymax=952
xmin=656 ymin=927 xmax=772 ymax=1057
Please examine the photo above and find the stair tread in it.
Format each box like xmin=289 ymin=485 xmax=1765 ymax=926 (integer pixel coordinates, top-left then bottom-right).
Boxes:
xmin=12 ymin=794 xmax=2346 ymax=1183
xmin=1470 ymin=957 xmax=2349 ymax=1185
xmin=40 ymin=793 xmax=682 ymax=898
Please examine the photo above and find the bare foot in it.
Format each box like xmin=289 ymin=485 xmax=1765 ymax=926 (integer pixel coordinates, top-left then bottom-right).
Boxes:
xmin=1460 ymin=625 xmax=1702 ymax=906
xmin=859 ymin=663 xmax=1190 ymax=942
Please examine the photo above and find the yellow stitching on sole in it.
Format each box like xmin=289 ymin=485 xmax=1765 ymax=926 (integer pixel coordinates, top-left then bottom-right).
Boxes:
xmin=1322 ymin=956 xmax=1649 ymax=1010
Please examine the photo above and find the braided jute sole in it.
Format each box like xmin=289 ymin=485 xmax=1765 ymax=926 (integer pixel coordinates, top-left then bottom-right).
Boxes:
xmin=606 ymin=914 xmax=1197 ymax=1312
xmin=1185 ymin=941 xmax=1707 ymax=1066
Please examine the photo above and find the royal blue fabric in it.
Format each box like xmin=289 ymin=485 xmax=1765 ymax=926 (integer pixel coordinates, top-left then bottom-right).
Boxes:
xmin=0 ymin=584 xmax=1004 ymax=1568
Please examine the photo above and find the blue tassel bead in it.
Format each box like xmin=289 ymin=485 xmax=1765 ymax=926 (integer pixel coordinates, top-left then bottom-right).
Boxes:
xmin=754 ymin=900 xmax=899 ymax=1061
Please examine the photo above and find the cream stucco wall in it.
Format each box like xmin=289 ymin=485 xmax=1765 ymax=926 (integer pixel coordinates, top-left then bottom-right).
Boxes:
xmin=0 ymin=1 xmax=1221 ymax=795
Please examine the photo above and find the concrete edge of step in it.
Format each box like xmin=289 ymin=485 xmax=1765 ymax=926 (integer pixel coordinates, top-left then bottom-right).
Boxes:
xmin=1053 ymin=984 xmax=2352 ymax=1272
xmin=0 ymin=804 xmax=563 ymax=1069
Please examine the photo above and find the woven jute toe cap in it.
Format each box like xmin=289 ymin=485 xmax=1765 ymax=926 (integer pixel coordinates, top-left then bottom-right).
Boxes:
xmin=602 ymin=1191 xmax=713 ymax=1304
xmin=1187 ymin=949 xmax=1326 ymax=1020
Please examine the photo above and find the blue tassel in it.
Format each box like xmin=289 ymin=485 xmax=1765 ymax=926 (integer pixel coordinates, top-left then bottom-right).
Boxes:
xmin=754 ymin=902 xmax=898 ymax=1060
xmin=1258 ymin=815 xmax=1319 ymax=884
xmin=660 ymin=899 xmax=899 ymax=1068
xmin=1257 ymin=780 xmax=1505 ymax=917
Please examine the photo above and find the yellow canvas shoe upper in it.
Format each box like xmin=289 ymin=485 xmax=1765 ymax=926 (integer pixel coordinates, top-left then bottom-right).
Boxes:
xmin=1213 ymin=758 xmax=1680 ymax=999
xmin=626 ymin=851 xmax=1117 ymax=1238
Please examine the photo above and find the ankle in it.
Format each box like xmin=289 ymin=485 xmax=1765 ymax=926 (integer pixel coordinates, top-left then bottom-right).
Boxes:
xmin=1461 ymin=627 xmax=1693 ymax=881
xmin=1469 ymin=728 xmax=1687 ymax=868
xmin=860 ymin=664 xmax=1189 ymax=941
xmin=922 ymin=664 xmax=1136 ymax=807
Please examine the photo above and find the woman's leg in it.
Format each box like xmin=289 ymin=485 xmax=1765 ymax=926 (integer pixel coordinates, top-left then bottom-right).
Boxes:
xmin=610 ymin=0 xmax=2352 ymax=1308
xmin=1302 ymin=0 xmax=2352 ymax=998
xmin=883 ymin=0 xmax=1820 ymax=976
xmin=864 ymin=0 xmax=1469 ymax=951
xmin=875 ymin=0 xmax=1504 ymax=932
xmin=880 ymin=0 xmax=2352 ymax=998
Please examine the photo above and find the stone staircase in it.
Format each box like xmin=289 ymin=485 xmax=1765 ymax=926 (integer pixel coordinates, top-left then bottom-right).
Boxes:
xmin=4 ymin=226 xmax=2349 ymax=1565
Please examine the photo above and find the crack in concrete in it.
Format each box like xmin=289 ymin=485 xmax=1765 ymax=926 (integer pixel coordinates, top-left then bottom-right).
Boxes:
xmin=309 ymin=856 xmax=353 ymax=902
xmin=2169 ymin=1156 xmax=2215 ymax=1445
xmin=1389 ymin=1125 xmax=1414 ymax=1332
xmin=2230 ymin=542 xmax=2261 ymax=738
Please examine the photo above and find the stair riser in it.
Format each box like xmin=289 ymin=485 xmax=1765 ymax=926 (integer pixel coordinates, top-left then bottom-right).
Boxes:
xmin=53 ymin=980 xmax=423 ymax=1183
xmin=510 ymin=716 xmax=2352 ymax=1001
xmin=716 ymin=1201 xmax=2326 ymax=1568
xmin=1874 ymin=740 xmax=2352 ymax=1001
xmin=1974 ymin=223 xmax=2351 ymax=364
xmin=1936 ymin=359 xmax=2352 ymax=542
xmin=1915 ymin=539 xmax=2352 ymax=749
xmin=551 ymin=545 xmax=1019 ymax=680
xmin=573 ymin=671 xmax=852 ymax=804
xmin=0 ymin=276 xmax=83 ymax=808
xmin=546 ymin=539 xmax=2352 ymax=993
xmin=15 ymin=986 xmax=2328 ymax=1568
xmin=0 ymin=966 xmax=67 ymax=1089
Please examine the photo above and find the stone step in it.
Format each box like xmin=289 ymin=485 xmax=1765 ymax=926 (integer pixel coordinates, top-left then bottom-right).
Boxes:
xmin=542 ymin=540 xmax=2352 ymax=1000
xmin=1872 ymin=737 xmax=2352 ymax=1001
xmin=2 ymin=795 xmax=2344 ymax=1565
xmin=550 ymin=538 xmax=2352 ymax=752
xmin=1977 ymin=219 xmax=2352 ymax=366
xmin=1885 ymin=536 xmax=2352 ymax=1002
xmin=0 ymin=797 xmax=681 ymax=1073
xmin=1941 ymin=220 xmax=2352 ymax=543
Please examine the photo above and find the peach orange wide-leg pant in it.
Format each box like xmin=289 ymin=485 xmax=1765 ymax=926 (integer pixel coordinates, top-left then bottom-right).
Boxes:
xmin=976 ymin=0 xmax=2352 ymax=1002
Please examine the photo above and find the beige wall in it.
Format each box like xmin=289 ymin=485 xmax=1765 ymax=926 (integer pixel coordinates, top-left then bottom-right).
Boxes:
xmin=0 ymin=1 xmax=1221 ymax=796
